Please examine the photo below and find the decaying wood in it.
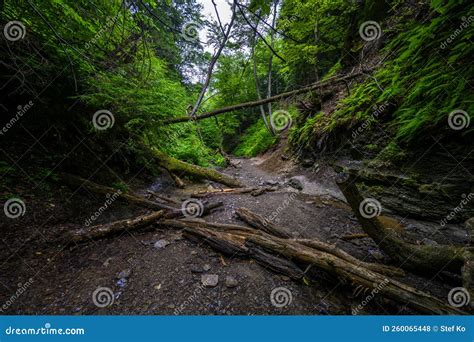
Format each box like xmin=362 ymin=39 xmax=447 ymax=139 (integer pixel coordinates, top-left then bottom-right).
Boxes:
xmin=191 ymin=187 xmax=257 ymax=198
xmin=59 ymin=173 xmax=176 ymax=211
xmin=162 ymin=201 xmax=224 ymax=219
xmin=163 ymin=72 xmax=366 ymax=125
xmin=151 ymin=148 xmax=243 ymax=188
xmin=65 ymin=211 xmax=164 ymax=244
xmin=247 ymin=233 xmax=464 ymax=314
xmin=166 ymin=169 xmax=186 ymax=188
xmin=335 ymin=172 xmax=467 ymax=276
xmin=340 ymin=233 xmax=369 ymax=241
xmin=146 ymin=190 xmax=180 ymax=205
xmin=235 ymin=208 xmax=403 ymax=277
xmin=191 ymin=186 xmax=275 ymax=198
xmin=162 ymin=216 xmax=462 ymax=314
xmin=235 ymin=207 xmax=292 ymax=238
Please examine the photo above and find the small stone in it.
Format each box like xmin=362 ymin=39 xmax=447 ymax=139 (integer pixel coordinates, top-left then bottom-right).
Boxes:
xmin=117 ymin=268 xmax=131 ymax=279
xmin=203 ymin=264 xmax=211 ymax=272
xmin=288 ymin=177 xmax=304 ymax=190
xmin=225 ymin=276 xmax=238 ymax=288
xmin=201 ymin=274 xmax=219 ymax=287
xmin=280 ymin=275 xmax=291 ymax=281
xmin=191 ymin=251 xmax=198 ymax=255
xmin=301 ymin=158 xmax=314 ymax=167
xmin=265 ymin=180 xmax=279 ymax=186
xmin=191 ymin=266 xmax=203 ymax=273
xmin=154 ymin=239 xmax=170 ymax=249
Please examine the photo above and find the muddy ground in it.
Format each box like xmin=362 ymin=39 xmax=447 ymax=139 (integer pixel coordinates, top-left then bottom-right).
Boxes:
xmin=0 ymin=152 xmax=467 ymax=315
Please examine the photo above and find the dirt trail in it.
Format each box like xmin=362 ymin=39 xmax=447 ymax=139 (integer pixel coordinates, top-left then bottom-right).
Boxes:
xmin=0 ymin=155 xmax=459 ymax=315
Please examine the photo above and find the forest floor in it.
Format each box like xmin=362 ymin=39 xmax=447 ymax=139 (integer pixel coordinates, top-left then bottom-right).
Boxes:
xmin=0 ymin=146 xmax=462 ymax=315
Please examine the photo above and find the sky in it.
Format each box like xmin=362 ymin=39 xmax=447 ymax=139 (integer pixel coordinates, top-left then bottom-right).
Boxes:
xmin=196 ymin=0 xmax=233 ymax=50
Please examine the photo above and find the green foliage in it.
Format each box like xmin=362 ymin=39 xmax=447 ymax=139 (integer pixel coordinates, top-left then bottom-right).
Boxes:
xmin=233 ymin=119 xmax=277 ymax=157
xmin=294 ymin=0 xmax=473 ymax=153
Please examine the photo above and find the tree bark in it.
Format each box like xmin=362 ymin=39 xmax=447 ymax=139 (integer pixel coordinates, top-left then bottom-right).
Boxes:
xmin=151 ymin=148 xmax=243 ymax=188
xmin=59 ymin=173 xmax=175 ymax=211
xmin=163 ymin=72 xmax=365 ymax=125
xmin=65 ymin=211 xmax=164 ymax=244
xmin=235 ymin=207 xmax=292 ymax=238
xmin=335 ymin=172 xmax=467 ymax=275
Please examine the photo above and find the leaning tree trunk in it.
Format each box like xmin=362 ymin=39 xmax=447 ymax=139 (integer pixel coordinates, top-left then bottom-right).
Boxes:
xmin=335 ymin=172 xmax=468 ymax=276
xmin=151 ymin=148 xmax=243 ymax=188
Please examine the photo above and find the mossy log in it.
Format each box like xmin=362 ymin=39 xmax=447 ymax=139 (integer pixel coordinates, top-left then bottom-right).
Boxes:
xmin=335 ymin=172 xmax=468 ymax=275
xmin=151 ymin=148 xmax=243 ymax=188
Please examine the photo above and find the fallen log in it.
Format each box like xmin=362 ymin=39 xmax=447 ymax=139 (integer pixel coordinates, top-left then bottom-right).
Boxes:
xmin=163 ymin=72 xmax=365 ymax=125
xmin=163 ymin=217 xmax=462 ymax=314
xmin=247 ymin=234 xmax=465 ymax=314
xmin=191 ymin=187 xmax=257 ymax=198
xmin=236 ymin=208 xmax=403 ymax=277
xmin=151 ymin=148 xmax=243 ymax=188
xmin=59 ymin=173 xmax=176 ymax=211
xmin=65 ymin=211 xmax=164 ymax=244
xmin=235 ymin=207 xmax=292 ymax=238
xmin=146 ymin=190 xmax=180 ymax=205
xmin=340 ymin=233 xmax=369 ymax=241
xmin=335 ymin=172 xmax=467 ymax=276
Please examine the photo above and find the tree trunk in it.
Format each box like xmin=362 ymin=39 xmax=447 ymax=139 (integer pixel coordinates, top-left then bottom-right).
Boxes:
xmin=151 ymin=148 xmax=243 ymax=188
xmin=335 ymin=172 xmax=467 ymax=276
xmin=163 ymin=72 xmax=364 ymax=125
xmin=59 ymin=173 xmax=175 ymax=211
xmin=65 ymin=211 xmax=164 ymax=244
